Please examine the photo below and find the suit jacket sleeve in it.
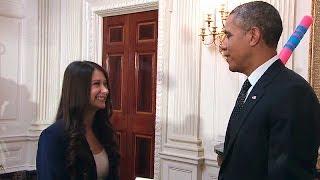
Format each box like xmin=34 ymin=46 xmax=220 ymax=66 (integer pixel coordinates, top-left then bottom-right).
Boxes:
xmin=268 ymin=84 xmax=320 ymax=180
xmin=36 ymin=127 xmax=67 ymax=180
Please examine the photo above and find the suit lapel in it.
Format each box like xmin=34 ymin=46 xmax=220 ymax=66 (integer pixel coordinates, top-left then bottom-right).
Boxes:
xmin=223 ymin=59 xmax=284 ymax=161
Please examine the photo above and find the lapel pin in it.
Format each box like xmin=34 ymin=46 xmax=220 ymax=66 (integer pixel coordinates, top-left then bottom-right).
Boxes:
xmin=252 ymin=96 xmax=257 ymax=100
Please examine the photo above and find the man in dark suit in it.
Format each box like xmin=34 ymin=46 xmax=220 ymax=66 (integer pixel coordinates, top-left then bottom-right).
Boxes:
xmin=218 ymin=1 xmax=320 ymax=180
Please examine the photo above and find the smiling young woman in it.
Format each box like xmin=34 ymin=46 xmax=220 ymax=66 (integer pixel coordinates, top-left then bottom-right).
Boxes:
xmin=36 ymin=61 xmax=120 ymax=180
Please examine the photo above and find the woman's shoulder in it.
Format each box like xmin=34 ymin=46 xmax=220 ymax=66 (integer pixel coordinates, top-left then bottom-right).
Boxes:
xmin=39 ymin=121 xmax=65 ymax=142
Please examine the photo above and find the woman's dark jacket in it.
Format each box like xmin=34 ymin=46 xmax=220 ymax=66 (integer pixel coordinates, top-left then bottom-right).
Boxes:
xmin=36 ymin=121 xmax=119 ymax=180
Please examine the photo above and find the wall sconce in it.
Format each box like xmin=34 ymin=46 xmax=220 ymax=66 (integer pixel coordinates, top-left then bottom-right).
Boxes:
xmin=199 ymin=4 xmax=229 ymax=46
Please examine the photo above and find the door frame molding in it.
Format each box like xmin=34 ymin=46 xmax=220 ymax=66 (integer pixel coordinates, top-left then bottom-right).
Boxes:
xmin=310 ymin=0 xmax=320 ymax=171
xmin=310 ymin=0 xmax=320 ymax=100
xmin=94 ymin=2 xmax=158 ymax=17
xmin=84 ymin=1 xmax=167 ymax=180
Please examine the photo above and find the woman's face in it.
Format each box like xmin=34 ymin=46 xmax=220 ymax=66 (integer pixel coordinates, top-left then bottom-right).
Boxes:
xmin=89 ymin=69 xmax=109 ymax=110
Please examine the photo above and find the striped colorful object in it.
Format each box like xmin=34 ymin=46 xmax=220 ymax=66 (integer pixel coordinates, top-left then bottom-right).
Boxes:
xmin=279 ymin=16 xmax=313 ymax=64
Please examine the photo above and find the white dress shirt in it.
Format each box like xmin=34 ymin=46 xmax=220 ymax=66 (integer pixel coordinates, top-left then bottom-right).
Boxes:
xmin=245 ymin=55 xmax=279 ymax=101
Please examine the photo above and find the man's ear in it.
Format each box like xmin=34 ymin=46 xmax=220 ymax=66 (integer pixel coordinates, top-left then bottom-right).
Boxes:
xmin=248 ymin=27 xmax=261 ymax=46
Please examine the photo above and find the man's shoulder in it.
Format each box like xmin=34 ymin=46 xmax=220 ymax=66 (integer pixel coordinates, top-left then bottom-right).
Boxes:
xmin=270 ymin=66 xmax=318 ymax=101
xmin=275 ymin=66 xmax=311 ymax=88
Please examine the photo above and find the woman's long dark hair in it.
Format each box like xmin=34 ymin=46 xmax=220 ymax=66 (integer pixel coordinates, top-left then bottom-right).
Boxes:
xmin=56 ymin=61 xmax=119 ymax=179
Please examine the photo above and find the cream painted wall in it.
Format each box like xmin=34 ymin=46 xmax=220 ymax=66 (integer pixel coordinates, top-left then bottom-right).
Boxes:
xmin=0 ymin=0 xmax=39 ymax=173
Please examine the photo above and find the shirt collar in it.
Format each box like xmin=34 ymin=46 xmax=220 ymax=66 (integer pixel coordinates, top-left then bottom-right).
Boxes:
xmin=247 ymin=55 xmax=279 ymax=87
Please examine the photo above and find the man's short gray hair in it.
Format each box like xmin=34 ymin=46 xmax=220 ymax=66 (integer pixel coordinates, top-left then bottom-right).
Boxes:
xmin=230 ymin=1 xmax=283 ymax=48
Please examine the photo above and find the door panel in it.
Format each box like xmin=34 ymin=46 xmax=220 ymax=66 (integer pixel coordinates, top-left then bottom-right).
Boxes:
xmin=135 ymin=53 xmax=154 ymax=113
xmin=134 ymin=135 xmax=153 ymax=178
xmin=108 ymin=55 xmax=123 ymax=111
xmin=109 ymin=26 xmax=124 ymax=43
xmin=103 ymin=10 xmax=158 ymax=180
xmin=138 ymin=22 xmax=156 ymax=41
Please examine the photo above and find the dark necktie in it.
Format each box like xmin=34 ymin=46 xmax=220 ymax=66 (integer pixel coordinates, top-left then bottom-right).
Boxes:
xmin=225 ymin=79 xmax=252 ymax=145
xmin=231 ymin=79 xmax=252 ymax=118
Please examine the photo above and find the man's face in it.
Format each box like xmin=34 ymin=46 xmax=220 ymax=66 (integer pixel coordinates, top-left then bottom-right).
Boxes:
xmin=220 ymin=15 xmax=252 ymax=74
